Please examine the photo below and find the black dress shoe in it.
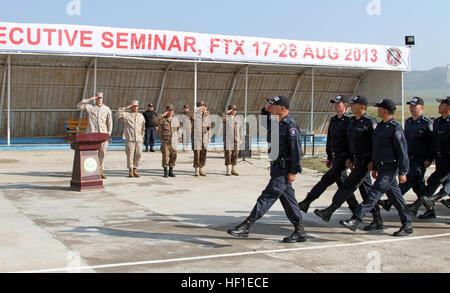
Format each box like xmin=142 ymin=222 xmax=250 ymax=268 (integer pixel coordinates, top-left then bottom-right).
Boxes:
xmin=406 ymin=198 xmax=423 ymax=216
xmin=163 ymin=167 xmax=169 ymax=178
xmin=298 ymin=201 xmax=310 ymax=213
xmin=418 ymin=209 xmax=436 ymax=219
xmin=150 ymin=148 xmax=155 ymax=152
xmin=227 ymin=218 xmax=255 ymax=238
xmin=364 ymin=220 xmax=384 ymax=231
xmin=393 ymin=225 xmax=413 ymax=237
xmin=339 ymin=217 xmax=362 ymax=232
xmin=314 ymin=208 xmax=332 ymax=223
xmin=283 ymin=224 xmax=307 ymax=243
xmin=169 ymin=168 xmax=176 ymax=177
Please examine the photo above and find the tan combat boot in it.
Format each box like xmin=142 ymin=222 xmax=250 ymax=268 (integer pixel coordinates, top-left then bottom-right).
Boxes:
xmin=194 ymin=167 xmax=200 ymax=177
xmin=100 ymin=169 xmax=107 ymax=179
xmin=226 ymin=165 xmax=231 ymax=176
xmin=133 ymin=168 xmax=140 ymax=178
xmin=128 ymin=169 xmax=134 ymax=178
xmin=231 ymin=165 xmax=239 ymax=176
xmin=199 ymin=167 xmax=207 ymax=176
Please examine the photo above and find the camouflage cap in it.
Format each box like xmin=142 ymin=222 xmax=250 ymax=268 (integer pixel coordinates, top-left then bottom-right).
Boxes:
xmin=196 ymin=101 xmax=206 ymax=107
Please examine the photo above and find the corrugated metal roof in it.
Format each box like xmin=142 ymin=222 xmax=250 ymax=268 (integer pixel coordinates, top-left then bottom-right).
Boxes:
xmin=0 ymin=54 xmax=378 ymax=137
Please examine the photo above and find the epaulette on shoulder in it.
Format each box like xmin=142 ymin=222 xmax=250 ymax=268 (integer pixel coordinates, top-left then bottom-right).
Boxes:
xmin=421 ymin=116 xmax=433 ymax=123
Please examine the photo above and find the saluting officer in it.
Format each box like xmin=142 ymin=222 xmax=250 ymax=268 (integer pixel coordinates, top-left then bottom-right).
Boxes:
xmin=297 ymin=95 xmax=358 ymax=213
xmin=314 ymin=95 xmax=383 ymax=231
xmin=378 ymin=97 xmax=433 ymax=217
xmin=77 ymin=92 xmax=112 ymax=179
xmin=116 ymin=100 xmax=146 ymax=178
xmin=412 ymin=96 xmax=450 ymax=217
xmin=223 ymin=105 xmax=242 ymax=176
xmin=227 ymin=96 xmax=306 ymax=243
xmin=189 ymin=101 xmax=211 ymax=177
xmin=340 ymin=99 xmax=413 ymax=237
xmin=154 ymin=104 xmax=182 ymax=178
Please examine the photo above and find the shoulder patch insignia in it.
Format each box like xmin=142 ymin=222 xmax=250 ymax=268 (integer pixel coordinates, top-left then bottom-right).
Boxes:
xmin=290 ymin=128 xmax=297 ymax=136
xmin=395 ymin=130 xmax=404 ymax=140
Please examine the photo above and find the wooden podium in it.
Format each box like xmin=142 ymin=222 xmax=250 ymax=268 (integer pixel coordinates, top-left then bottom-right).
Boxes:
xmin=63 ymin=133 xmax=109 ymax=192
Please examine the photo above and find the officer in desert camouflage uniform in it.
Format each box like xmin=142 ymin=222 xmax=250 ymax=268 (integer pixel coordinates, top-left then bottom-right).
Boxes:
xmin=116 ymin=100 xmax=146 ymax=178
xmin=154 ymin=104 xmax=182 ymax=178
xmin=77 ymin=92 xmax=112 ymax=179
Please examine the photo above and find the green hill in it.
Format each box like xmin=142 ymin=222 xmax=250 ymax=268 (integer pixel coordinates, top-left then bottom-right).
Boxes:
xmin=404 ymin=66 xmax=449 ymax=99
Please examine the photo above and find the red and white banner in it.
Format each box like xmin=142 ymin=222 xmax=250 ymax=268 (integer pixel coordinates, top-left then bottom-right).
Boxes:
xmin=0 ymin=22 xmax=411 ymax=71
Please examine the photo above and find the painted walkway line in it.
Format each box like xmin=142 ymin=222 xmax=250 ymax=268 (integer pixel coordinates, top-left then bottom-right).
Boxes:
xmin=9 ymin=232 xmax=450 ymax=273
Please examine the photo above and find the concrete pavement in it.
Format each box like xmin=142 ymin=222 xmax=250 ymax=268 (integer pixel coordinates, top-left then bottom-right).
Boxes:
xmin=0 ymin=149 xmax=448 ymax=273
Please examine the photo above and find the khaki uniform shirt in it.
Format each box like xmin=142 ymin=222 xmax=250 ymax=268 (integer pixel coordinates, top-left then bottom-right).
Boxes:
xmin=187 ymin=108 xmax=211 ymax=148
xmin=77 ymin=99 xmax=113 ymax=135
xmin=116 ymin=108 xmax=146 ymax=142
xmin=222 ymin=112 xmax=242 ymax=145
xmin=154 ymin=115 xmax=182 ymax=144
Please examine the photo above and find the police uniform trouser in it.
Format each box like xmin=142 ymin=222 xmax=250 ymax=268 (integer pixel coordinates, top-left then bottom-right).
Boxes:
xmin=331 ymin=156 xmax=380 ymax=215
xmin=161 ymin=142 xmax=177 ymax=168
xmin=144 ymin=127 xmax=157 ymax=148
xmin=354 ymin=163 xmax=412 ymax=226
xmin=224 ymin=142 xmax=239 ymax=166
xmin=126 ymin=141 xmax=142 ymax=169
xmin=400 ymin=157 xmax=427 ymax=196
xmin=98 ymin=140 xmax=108 ymax=170
xmin=193 ymin=148 xmax=207 ymax=168
xmin=384 ymin=157 xmax=427 ymax=207
xmin=308 ymin=156 xmax=358 ymax=209
xmin=421 ymin=156 xmax=450 ymax=198
xmin=249 ymin=164 xmax=303 ymax=225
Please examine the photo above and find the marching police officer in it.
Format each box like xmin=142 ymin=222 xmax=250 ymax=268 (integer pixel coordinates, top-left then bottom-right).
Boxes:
xmin=378 ymin=97 xmax=433 ymax=217
xmin=297 ymin=95 xmax=359 ymax=213
xmin=424 ymin=177 xmax=450 ymax=209
xmin=340 ymin=99 xmax=413 ymax=237
xmin=227 ymin=96 xmax=306 ymax=243
xmin=440 ymin=178 xmax=450 ymax=212
xmin=411 ymin=96 xmax=450 ymax=217
xmin=314 ymin=95 xmax=383 ymax=231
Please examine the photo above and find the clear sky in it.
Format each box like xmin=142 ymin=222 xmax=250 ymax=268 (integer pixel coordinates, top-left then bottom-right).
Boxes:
xmin=0 ymin=0 xmax=448 ymax=71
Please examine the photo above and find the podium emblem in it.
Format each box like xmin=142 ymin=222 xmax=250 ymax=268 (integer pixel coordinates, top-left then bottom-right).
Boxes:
xmin=84 ymin=157 xmax=98 ymax=173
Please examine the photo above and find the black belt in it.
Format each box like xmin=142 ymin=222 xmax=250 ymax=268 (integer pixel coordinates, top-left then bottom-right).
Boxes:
xmin=352 ymin=152 xmax=372 ymax=159
xmin=409 ymin=155 xmax=426 ymax=160
xmin=270 ymin=157 xmax=291 ymax=168
xmin=436 ymin=151 xmax=450 ymax=158
xmin=374 ymin=160 xmax=397 ymax=166
xmin=332 ymin=152 xmax=348 ymax=158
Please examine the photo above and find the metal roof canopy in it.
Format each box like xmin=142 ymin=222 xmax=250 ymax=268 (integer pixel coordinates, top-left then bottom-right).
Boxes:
xmin=0 ymin=52 xmax=405 ymax=143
